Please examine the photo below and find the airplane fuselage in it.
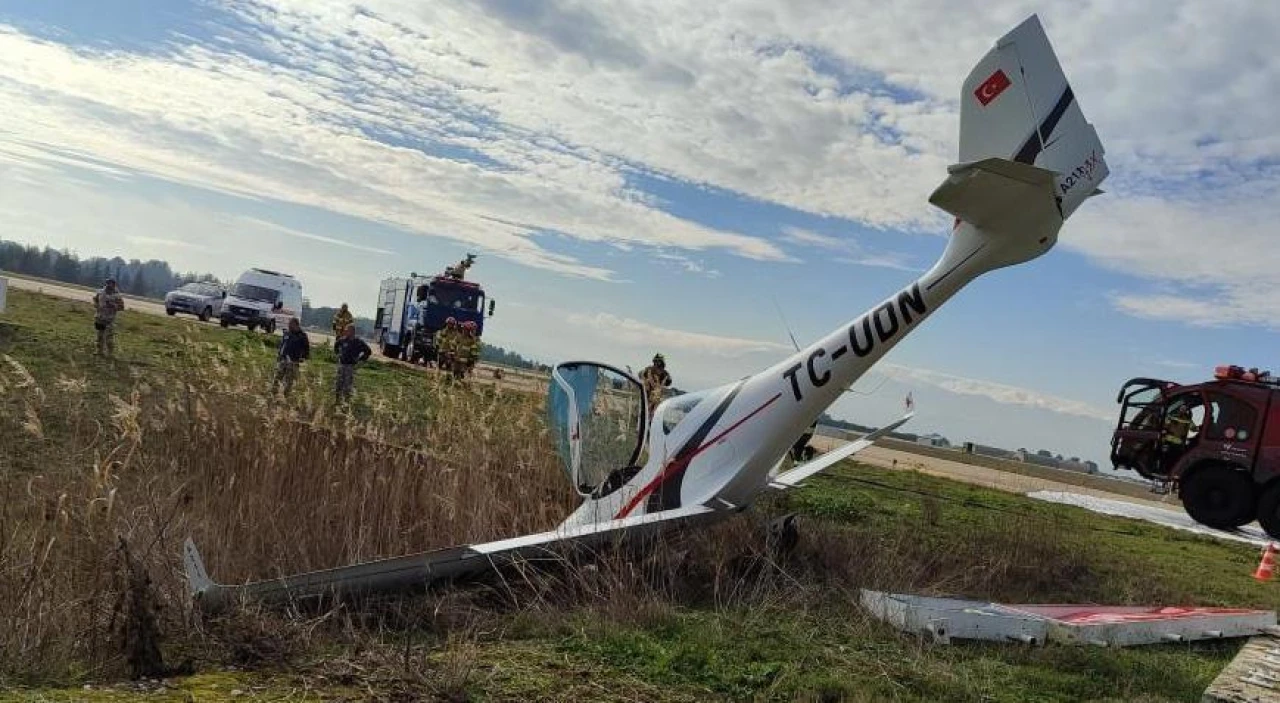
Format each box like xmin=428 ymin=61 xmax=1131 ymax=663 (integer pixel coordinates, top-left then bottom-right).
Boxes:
xmin=559 ymin=219 xmax=1017 ymax=529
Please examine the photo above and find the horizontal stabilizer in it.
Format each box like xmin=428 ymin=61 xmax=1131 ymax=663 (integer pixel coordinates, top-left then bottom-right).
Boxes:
xmin=770 ymin=412 xmax=913 ymax=490
xmin=946 ymin=158 xmax=1058 ymax=187
xmin=928 ymin=158 xmax=1062 ymax=233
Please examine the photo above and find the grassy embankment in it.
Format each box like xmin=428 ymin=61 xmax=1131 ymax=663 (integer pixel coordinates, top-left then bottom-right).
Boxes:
xmin=1 ymin=287 xmax=1277 ymax=702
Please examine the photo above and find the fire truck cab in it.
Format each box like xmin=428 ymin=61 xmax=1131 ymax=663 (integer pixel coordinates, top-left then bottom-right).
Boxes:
xmin=1111 ymin=365 xmax=1280 ymax=538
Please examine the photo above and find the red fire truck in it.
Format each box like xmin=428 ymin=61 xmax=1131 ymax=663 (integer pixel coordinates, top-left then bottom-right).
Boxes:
xmin=1111 ymin=364 xmax=1280 ymax=538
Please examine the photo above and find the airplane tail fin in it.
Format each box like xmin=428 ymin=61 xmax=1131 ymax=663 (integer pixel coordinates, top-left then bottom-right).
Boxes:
xmin=927 ymin=15 xmax=1108 ymax=276
xmin=954 ymin=14 xmax=1108 ymax=221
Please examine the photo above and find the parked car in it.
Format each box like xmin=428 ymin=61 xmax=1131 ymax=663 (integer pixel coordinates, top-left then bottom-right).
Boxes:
xmin=164 ymin=282 xmax=226 ymax=322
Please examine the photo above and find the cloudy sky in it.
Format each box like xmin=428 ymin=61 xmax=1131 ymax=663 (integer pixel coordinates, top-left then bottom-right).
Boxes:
xmin=2 ymin=0 xmax=1278 ymax=468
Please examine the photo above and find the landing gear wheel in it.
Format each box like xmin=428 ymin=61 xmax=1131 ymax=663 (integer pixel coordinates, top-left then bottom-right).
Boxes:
xmin=765 ymin=513 xmax=800 ymax=556
xmin=1256 ymin=482 xmax=1280 ymax=539
xmin=1181 ymin=466 xmax=1255 ymax=530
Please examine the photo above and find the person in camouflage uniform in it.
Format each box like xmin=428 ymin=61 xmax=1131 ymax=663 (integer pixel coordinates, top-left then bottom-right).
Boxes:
xmin=454 ymin=321 xmax=480 ymax=379
xmin=91 ymin=278 xmax=125 ymax=358
xmin=434 ymin=317 xmax=459 ymax=372
xmin=640 ymin=353 xmax=671 ymax=417
xmin=331 ymin=303 xmax=354 ymax=346
xmin=333 ymin=324 xmax=371 ymax=404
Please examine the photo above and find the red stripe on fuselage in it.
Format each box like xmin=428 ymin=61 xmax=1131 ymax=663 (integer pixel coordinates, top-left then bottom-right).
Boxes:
xmin=614 ymin=392 xmax=783 ymax=519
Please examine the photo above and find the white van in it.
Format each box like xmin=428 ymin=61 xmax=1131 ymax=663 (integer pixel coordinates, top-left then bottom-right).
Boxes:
xmin=219 ymin=268 xmax=303 ymax=334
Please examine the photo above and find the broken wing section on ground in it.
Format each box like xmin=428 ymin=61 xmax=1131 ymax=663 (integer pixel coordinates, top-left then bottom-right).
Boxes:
xmin=184 ymin=503 xmax=719 ymax=611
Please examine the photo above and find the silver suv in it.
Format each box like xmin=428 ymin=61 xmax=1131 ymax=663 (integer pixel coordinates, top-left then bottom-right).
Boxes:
xmin=164 ymin=282 xmax=226 ymax=322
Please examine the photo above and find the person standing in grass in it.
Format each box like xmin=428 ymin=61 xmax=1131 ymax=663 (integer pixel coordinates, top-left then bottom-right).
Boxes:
xmin=434 ymin=317 xmax=459 ymax=372
xmin=91 ymin=277 xmax=125 ymax=358
xmin=330 ymin=303 xmax=353 ymax=347
xmin=455 ymin=321 xmax=480 ymax=379
xmin=333 ymin=323 xmax=371 ymax=404
xmin=272 ymin=317 xmax=311 ymax=396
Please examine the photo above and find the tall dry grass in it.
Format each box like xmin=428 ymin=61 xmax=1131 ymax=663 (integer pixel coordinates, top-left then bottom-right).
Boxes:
xmin=0 ymin=337 xmax=577 ymax=682
xmin=0 ymin=334 xmax=1105 ymax=687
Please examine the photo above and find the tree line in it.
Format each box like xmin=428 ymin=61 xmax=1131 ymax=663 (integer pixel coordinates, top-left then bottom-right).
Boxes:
xmin=0 ymin=240 xmax=220 ymax=299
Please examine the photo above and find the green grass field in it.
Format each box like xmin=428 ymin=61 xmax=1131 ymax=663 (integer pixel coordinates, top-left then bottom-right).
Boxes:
xmin=1 ymin=287 xmax=1278 ymax=702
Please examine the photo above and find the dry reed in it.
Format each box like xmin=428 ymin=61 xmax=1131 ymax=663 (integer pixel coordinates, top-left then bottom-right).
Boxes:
xmin=0 ymin=336 xmax=1101 ymax=687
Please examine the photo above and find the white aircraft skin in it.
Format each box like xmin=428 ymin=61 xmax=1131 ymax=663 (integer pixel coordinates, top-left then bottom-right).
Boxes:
xmin=184 ymin=14 xmax=1110 ymax=610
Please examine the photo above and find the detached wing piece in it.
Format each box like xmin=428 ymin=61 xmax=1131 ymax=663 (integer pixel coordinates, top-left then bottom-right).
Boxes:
xmin=769 ymin=413 xmax=913 ymax=490
xmin=185 ymin=504 xmax=718 ymax=611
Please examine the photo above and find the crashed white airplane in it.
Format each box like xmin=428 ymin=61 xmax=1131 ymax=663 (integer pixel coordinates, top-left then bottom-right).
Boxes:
xmin=184 ymin=14 xmax=1109 ymax=609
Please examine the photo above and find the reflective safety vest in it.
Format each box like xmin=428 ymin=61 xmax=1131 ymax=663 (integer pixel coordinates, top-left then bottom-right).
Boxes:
xmin=1164 ymin=414 xmax=1192 ymax=444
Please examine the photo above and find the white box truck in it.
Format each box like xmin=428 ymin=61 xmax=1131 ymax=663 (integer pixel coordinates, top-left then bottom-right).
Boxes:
xmin=219 ymin=268 xmax=303 ymax=334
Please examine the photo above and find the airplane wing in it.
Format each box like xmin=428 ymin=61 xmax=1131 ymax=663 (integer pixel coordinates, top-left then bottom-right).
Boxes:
xmin=184 ymin=503 xmax=720 ymax=611
xmin=768 ymin=413 xmax=913 ymax=490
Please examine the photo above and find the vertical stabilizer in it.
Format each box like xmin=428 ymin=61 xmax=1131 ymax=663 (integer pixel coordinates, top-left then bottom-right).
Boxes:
xmin=957 ymin=14 xmax=1108 ymax=220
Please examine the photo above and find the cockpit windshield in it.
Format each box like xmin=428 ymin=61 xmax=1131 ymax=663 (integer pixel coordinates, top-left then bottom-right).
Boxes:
xmin=546 ymin=362 xmax=647 ymax=496
xmin=661 ymin=391 xmax=706 ymax=434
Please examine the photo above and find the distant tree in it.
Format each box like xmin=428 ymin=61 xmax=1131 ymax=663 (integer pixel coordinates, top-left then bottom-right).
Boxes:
xmin=52 ymin=249 xmax=80 ymax=282
xmin=130 ymin=269 xmax=148 ymax=296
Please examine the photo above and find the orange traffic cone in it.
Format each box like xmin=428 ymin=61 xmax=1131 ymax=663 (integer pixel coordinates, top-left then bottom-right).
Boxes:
xmin=1254 ymin=543 xmax=1277 ymax=581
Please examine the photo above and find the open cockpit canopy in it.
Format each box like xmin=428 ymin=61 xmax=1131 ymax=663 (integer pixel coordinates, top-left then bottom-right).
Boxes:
xmin=546 ymin=362 xmax=648 ymax=496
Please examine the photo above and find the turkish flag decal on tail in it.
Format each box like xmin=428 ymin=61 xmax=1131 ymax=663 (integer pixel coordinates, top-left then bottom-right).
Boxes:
xmin=974 ymin=69 xmax=1012 ymax=106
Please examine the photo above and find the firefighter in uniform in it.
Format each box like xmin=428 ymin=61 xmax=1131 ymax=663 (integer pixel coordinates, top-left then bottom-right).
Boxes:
xmin=455 ymin=321 xmax=480 ymax=379
xmin=435 ymin=317 xmax=459 ymax=372
xmin=331 ymin=304 xmax=354 ymax=345
xmin=1163 ymin=403 xmax=1194 ymax=450
xmin=640 ymin=353 xmax=672 ymax=417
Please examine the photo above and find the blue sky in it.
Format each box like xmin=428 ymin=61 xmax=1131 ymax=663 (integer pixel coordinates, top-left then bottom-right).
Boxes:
xmin=2 ymin=0 xmax=1279 ymax=469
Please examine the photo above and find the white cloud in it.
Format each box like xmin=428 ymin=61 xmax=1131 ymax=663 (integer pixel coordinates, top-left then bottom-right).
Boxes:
xmin=880 ymin=363 xmax=1112 ymax=422
xmin=0 ymin=15 xmax=793 ymax=281
xmin=781 ymin=226 xmax=917 ymax=271
xmin=125 ymin=235 xmax=210 ymax=252
xmin=235 ymin=216 xmax=395 ymax=256
xmin=1069 ymin=190 xmax=1280 ymax=329
xmin=565 ymin=310 xmax=791 ymax=358
xmin=0 ymin=0 xmax=1278 ymax=327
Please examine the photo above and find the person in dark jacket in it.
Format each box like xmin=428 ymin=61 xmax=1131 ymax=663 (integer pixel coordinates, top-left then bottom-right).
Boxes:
xmin=272 ymin=317 xmax=311 ymax=395
xmin=333 ymin=324 xmax=371 ymax=404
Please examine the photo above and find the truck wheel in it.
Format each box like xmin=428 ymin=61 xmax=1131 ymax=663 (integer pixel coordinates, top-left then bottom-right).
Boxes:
xmin=199 ymin=307 xmax=212 ymax=322
xmin=1181 ymin=465 xmax=1255 ymax=530
xmin=1256 ymin=482 xmax=1280 ymax=538
xmin=220 ymin=319 xmax=230 ymax=328
xmin=166 ymin=308 xmax=176 ymax=316
xmin=382 ymin=344 xmax=401 ymax=359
